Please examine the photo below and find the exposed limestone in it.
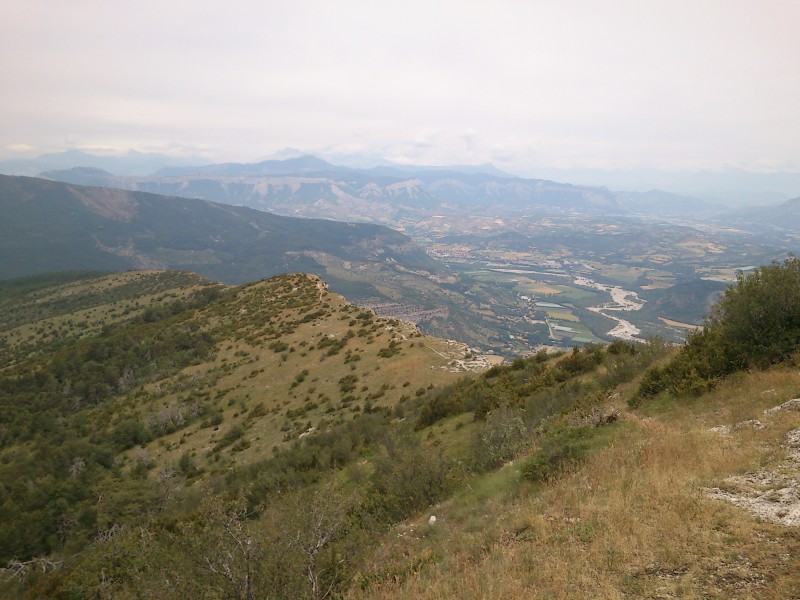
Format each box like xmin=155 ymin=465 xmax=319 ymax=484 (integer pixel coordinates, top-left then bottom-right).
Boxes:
xmin=706 ymin=427 xmax=800 ymax=527
xmin=425 ymin=338 xmax=494 ymax=373
xmin=763 ymin=398 xmax=800 ymax=416
xmin=708 ymin=425 xmax=731 ymax=436
xmin=733 ymin=419 xmax=766 ymax=431
xmin=590 ymin=406 xmax=620 ymax=428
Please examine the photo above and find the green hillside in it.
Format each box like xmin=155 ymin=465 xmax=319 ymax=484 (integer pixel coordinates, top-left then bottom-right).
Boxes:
xmin=0 ymin=175 xmax=438 ymax=284
xmin=0 ymin=270 xmax=211 ymax=367
xmin=0 ymin=270 xmax=482 ymax=573
xmin=3 ymin=259 xmax=800 ymax=598
xmin=0 ymin=175 xmax=524 ymax=351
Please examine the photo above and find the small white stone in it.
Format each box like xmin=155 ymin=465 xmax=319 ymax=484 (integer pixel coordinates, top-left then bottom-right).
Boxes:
xmin=428 ymin=515 xmax=437 ymax=525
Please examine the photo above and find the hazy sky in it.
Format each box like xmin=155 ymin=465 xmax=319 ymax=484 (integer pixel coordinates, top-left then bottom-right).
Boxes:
xmin=2 ymin=0 xmax=799 ymax=176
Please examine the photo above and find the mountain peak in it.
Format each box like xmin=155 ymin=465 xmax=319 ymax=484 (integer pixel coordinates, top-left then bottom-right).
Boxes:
xmin=153 ymin=154 xmax=343 ymax=177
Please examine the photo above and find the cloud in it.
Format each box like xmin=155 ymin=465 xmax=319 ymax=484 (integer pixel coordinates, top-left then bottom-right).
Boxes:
xmin=4 ymin=144 xmax=37 ymax=154
xmin=1 ymin=0 xmax=799 ymax=172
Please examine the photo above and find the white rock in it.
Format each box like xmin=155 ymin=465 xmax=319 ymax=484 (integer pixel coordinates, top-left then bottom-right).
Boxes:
xmin=764 ymin=398 xmax=800 ymax=416
xmin=428 ymin=515 xmax=437 ymax=525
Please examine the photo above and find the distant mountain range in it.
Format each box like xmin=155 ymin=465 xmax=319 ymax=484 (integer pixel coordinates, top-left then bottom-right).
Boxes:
xmin=522 ymin=165 xmax=800 ymax=206
xmin=6 ymin=150 xmax=798 ymax=214
xmin=38 ymin=155 xmax=629 ymax=223
xmin=722 ymin=196 xmax=800 ymax=232
xmin=151 ymin=154 xmax=340 ymax=177
xmin=44 ymin=157 xmax=799 ymax=229
xmin=0 ymin=149 xmax=211 ymax=177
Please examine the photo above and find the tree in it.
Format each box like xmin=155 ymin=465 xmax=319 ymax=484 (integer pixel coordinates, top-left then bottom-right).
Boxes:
xmin=470 ymin=405 xmax=528 ymax=471
xmin=200 ymin=501 xmax=257 ymax=600
xmin=270 ymin=484 xmax=359 ymax=600
xmin=167 ymin=497 xmax=262 ymax=600
xmin=709 ymin=255 xmax=800 ymax=368
xmin=635 ymin=256 xmax=800 ymax=400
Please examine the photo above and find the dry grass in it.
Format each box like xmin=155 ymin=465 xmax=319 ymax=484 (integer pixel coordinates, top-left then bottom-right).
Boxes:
xmin=130 ymin=275 xmax=475 ymax=473
xmin=349 ymin=368 xmax=800 ymax=599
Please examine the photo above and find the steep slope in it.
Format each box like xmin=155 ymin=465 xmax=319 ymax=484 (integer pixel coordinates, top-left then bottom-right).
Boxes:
xmin=6 ymin=259 xmax=800 ymax=598
xmin=351 ymin=367 xmax=800 ymax=599
xmin=0 ymin=269 xmax=212 ymax=367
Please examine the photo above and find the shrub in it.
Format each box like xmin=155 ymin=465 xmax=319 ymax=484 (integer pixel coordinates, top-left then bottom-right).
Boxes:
xmin=521 ymin=425 xmax=595 ymax=482
xmin=369 ymin=433 xmax=458 ymax=521
xmin=377 ymin=340 xmax=400 ymax=358
xmin=213 ymin=424 xmax=244 ymax=452
xmin=470 ymin=406 xmax=528 ymax=471
xmin=415 ymin=384 xmax=464 ymax=429
xmin=268 ymin=340 xmax=289 ymax=353
xmin=607 ymin=340 xmax=636 ymax=355
xmin=635 ymin=257 xmax=800 ymax=401
xmin=556 ymin=346 xmax=603 ymax=377
xmin=338 ymin=374 xmax=358 ymax=394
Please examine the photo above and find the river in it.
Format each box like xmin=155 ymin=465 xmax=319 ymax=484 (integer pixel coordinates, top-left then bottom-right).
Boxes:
xmin=573 ymin=276 xmax=646 ymax=342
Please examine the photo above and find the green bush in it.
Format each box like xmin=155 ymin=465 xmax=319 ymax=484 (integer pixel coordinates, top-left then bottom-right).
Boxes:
xmin=556 ymin=346 xmax=603 ymax=378
xmin=415 ymin=384 xmax=465 ymax=429
xmin=369 ymin=433 xmax=458 ymax=521
xmin=634 ymin=257 xmax=800 ymax=401
xmin=470 ymin=406 xmax=528 ymax=471
xmin=521 ymin=425 xmax=595 ymax=482
xmin=606 ymin=340 xmax=637 ymax=355
xmin=268 ymin=340 xmax=289 ymax=353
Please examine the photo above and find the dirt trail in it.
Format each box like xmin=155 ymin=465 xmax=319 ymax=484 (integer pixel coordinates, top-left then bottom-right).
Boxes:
xmin=424 ymin=338 xmax=495 ymax=373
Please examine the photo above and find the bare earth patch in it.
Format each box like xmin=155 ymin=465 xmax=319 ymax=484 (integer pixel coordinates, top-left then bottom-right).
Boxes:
xmin=707 ymin=400 xmax=800 ymax=526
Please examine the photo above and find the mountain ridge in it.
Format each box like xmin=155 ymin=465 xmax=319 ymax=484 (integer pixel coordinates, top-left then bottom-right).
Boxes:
xmin=0 ymin=149 xmax=211 ymax=177
xmin=4 ymin=266 xmax=800 ymax=598
xmin=0 ymin=175 xmax=525 ymax=351
xmin=39 ymin=155 xmax=626 ymax=223
xmin=0 ymin=174 xmax=436 ymax=282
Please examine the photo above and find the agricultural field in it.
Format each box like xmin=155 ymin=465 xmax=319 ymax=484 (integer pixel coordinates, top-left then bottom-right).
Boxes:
xmin=455 ymin=267 xmax=616 ymax=347
xmin=407 ymin=207 xmax=790 ymax=349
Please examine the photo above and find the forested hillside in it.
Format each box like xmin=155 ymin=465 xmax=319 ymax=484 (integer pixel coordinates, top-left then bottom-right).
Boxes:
xmin=0 ymin=174 xmax=437 ymax=285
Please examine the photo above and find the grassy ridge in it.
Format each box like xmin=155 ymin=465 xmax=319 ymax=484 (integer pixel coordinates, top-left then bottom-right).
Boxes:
xmin=4 ymin=260 xmax=800 ymax=598
xmin=0 ymin=270 xmax=470 ymax=571
xmin=3 ymin=332 xmax=671 ymax=597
